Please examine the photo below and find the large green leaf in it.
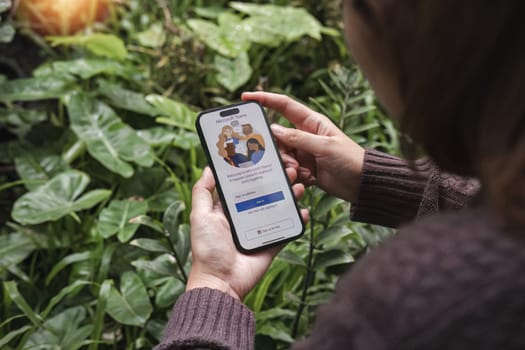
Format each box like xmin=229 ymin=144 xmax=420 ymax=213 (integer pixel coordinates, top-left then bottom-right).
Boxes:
xmin=97 ymin=81 xmax=159 ymax=116
xmin=231 ymin=2 xmax=322 ymax=41
xmin=12 ymin=170 xmax=111 ymax=225
xmin=187 ymin=13 xmax=250 ymax=58
xmin=34 ymin=58 xmax=128 ymax=79
xmin=47 ymin=34 xmax=128 ymax=60
xmin=214 ymin=52 xmax=252 ymax=92
xmin=97 ymin=199 xmax=148 ymax=242
xmin=25 ymin=306 xmax=92 ymax=350
xmin=67 ymin=92 xmax=155 ymax=177
xmin=136 ymin=22 xmax=166 ymax=48
xmin=0 ymin=75 xmax=75 ymax=102
xmin=0 ymin=233 xmax=36 ymax=272
xmin=146 ymin=94 xmax=196 ymax=131
xmin=106 ymin=271 xmax=153 ymax=327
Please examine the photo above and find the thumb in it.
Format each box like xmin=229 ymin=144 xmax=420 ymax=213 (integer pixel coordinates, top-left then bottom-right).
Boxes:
xmin=271 ymin=124 xmax=325 ymax=156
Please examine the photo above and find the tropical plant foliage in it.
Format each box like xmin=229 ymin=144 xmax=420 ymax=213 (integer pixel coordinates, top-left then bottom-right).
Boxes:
xmin=0 ymin=1 xmax=398 ymax=349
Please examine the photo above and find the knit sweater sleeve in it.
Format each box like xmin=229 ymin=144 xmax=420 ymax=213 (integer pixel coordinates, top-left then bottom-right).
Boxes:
xmin=350 ymin=148 xmax=480 ymax=228
xmin=154 ymin=288 xmax=255 ymax=350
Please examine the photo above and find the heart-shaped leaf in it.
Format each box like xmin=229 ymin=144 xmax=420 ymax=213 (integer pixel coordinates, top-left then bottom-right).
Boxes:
xmin=0 ymin=75 xmax=75 ymax=102
xmin=105 ymin=271 xmax=152 ymax=327
xmin=187 ymin=13 xmax=250 ymax=58
xmin=214 ymin=52 xmax=252 ymax=92
xmin=12 ymin=170 xmax=111 ymax=225
xmin=97 ymin=199 xmax=148 ymax=242
xmin=34 ymin=58 xmax=128 ymax=80
xmin=67 ymin=92 xmax=155 ymax=178
xmin=47 ymin=34 xmax=128 ymax=60
xmin=146 ymin=94 xmax=196 ymax=131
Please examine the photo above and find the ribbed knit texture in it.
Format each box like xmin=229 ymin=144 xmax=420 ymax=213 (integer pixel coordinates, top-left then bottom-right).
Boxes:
xmin=350 ymin=148 xmax=480 ymax=227
xmin=154 ymin=288 xmax=255 ymax=350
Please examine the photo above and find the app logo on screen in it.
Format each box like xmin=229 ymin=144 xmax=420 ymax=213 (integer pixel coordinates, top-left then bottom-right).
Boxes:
xmin=216 ymin=122 xmax=266 ymax=168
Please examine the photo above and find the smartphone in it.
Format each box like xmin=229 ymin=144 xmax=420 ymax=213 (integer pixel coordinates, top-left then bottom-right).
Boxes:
xmin=196 ymin=101 xmax=305 ymax=253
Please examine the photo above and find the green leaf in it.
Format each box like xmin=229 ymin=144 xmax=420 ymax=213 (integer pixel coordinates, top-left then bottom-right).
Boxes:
xmin=136 ymin=22 xmax=166 ymax=48
xmin=314 ymin=250 xmax=354 ymax=269
xmin=155 ymin=277 xmax=184 ymax=308
xmin=0 ymin=325 xmax=32 ymax=349
xmin=0 ymin=0 xmax=12 ymax=12
xmin=46 ymin=251 xmax=95 ymax=285
xmin=137 ymin=127 xmax=176 ymax=146
xmin=14 ymin=147 xmax=68 ymax=190
xmin=4 ymin=281 xmax=43 ymax=327
xmin=214 ymin=52 xmax=252 ymax=92
xmin=255 ymin=308 xmax=295 ymax=322
xmin=97 ymin=81 xmax=159 ymax=116
xmin=277 ymin=249 xmax=306 ymax=267
xmin=230 ymin=2 xmax=322 ymax=41
xmin=163 ymin=201 xmax=185 ymax=236
xmin=238 ymin=17 xmax=282 ymax=47
xmin=12 ymin=170 xmax=108 ymax=225
xmin=0 ymin=23 xmax=15 ymax=43
xmin=34 ymin=58 xmax=128 ymax=79
xmin=90 ymin=279 xmax=112 ymax=350
xmin=146 ymin=94 xmax=196 ymax=131
xmin=41 ymin=280 xmax=91 ymax=318
xmin=0 ymin=233 xmax=37 ymax=272
xmin=97 ymin=199 xmax=149 ymax=242
xmin=67 ymin=92 xmax=155 ymax=177
xmin=106 ymin=271 xmax=153 ymax=327
xmin=257 ymin=323 xmax=294 ymax=343
xmin=25 ymin=306 xmax=92 ymax=350
xmin=48 ymin=34 xmax=128 ymax=60
xmin=316 ymin=225 xmax=352 ymax=247
xmin=187 ymin=15 xmax=250 ymax=57
xmin=313 ymin=194 xmax=344 ymax=220
xmin=0 ymin=107 xmax=47 ymax=137
xmin=130 ymin=238 xmax=170 ymax=253
xmin=0 ymin=75 xmax=75 ymax=102
xmin=131 ymin=254 xmax=178 ymax=278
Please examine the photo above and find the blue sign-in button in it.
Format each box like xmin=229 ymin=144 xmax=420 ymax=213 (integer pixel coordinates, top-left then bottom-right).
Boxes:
xmin=235 ymin=191 xmax=285 ymax=212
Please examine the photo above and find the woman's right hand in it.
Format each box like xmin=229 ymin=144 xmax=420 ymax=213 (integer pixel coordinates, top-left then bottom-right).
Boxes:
xmin=242 ymin=91 xmax=365 ymax=203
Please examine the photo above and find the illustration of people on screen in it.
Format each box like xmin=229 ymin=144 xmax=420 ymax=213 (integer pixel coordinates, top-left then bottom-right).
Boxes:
xmin=216 ymin=125 xmax=242 ymax=158
xmin=240 ymin=123 xmax=264 ymax=150
xmin=217 ymin=122 xmax=266 ymax=167
xmin=247 ymin=138 xmax=265 ymax=164
xmin=223 ymin=142 xmax=248 ymax=167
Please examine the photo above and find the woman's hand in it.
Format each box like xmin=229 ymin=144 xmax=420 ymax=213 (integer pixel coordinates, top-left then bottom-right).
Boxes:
xmin=242 ymin=91 xmax=365 ymax=203
xmin=186 ymin=167 xmax=308 ymax=300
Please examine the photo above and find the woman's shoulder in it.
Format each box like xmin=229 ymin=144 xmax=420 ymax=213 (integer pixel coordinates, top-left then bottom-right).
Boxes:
xmin=336 ymin=207 xmax=525 ymax=348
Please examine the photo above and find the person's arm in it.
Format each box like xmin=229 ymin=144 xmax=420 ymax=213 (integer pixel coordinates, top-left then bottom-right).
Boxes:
xmin=155 ymin=288 xmax=255 ymax=350
xmin=350 ymin=148 xmax=480 ymax=228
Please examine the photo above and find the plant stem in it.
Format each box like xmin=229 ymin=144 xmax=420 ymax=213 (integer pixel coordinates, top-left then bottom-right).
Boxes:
xmin=291 ymin=196 xmax=317 ymax=338
xmin=165 ymin=234 xmax=188 ymax=283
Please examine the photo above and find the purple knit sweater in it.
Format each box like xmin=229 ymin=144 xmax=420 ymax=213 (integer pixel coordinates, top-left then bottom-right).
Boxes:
xmin=155 ymin=149 xmax=525 ymax=350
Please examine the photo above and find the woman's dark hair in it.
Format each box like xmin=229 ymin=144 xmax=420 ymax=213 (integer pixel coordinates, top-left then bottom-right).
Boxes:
xmin=352 ymin=0 xmax=525 ymax=227
xmin=247 ymin=138 xmax=265 ymax=160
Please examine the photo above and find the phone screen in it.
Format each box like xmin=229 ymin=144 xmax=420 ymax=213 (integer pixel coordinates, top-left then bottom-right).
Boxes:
xmin=196 ymin=101 xmax=304 ymax=252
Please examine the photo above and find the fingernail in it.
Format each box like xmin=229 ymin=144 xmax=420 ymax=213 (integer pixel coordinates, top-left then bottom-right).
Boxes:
xmin=271 ymin=124 xmax=285 ymax=135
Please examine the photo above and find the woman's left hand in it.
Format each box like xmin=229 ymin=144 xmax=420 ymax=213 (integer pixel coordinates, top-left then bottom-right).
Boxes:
xmin=186 ymin=167 xmax=308 ymax=300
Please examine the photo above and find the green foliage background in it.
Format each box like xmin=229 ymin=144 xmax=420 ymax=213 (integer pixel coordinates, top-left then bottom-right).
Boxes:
xmin=0 ymin=1 xmax=398 ymax=348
